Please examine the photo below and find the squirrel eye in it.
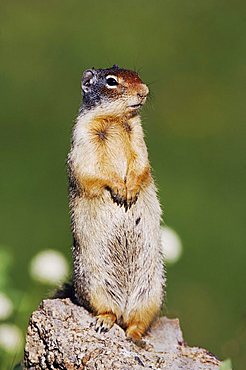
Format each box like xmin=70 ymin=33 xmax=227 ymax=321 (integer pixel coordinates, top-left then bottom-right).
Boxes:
xmin=106 ymin=75 xmax=119 ymax=88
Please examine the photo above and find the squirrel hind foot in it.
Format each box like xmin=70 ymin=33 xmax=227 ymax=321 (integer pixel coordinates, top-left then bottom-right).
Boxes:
xmin=126 ymin=323 xmax=145 ymax=341
xmin=95 ymin=312 xmax=117 ymax=334
xmin=126 ymin=324 xmax=147 ymax=348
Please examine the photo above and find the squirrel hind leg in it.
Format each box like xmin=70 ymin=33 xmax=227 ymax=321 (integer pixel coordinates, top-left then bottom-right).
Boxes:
xmin=124 ymin=302 xmax=160 ymax=345
xmin=95 ymin=312 xmax=117 ymax=334
xmin=126 ymin=322 xmax=146 ymax=344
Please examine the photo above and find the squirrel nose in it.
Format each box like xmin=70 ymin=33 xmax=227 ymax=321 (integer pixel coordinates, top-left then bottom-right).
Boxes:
xmin=137 ymin=84 xmax=149 ymax=98
xmin=137 ymin=93 xmax=146 ymax=99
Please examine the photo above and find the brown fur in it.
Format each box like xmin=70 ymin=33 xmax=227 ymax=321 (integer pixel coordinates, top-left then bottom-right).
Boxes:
xmin=74 ymin=113 xmax=151 ymax=205
xmin=68 ymin=66 xmax=164 ymax=343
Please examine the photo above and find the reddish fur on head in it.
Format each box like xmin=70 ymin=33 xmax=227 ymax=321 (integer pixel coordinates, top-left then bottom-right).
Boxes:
xmin=81 ymin=66 xmax=149 ymax=114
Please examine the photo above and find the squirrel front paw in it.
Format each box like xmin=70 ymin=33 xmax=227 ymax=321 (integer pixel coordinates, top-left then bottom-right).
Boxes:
xmin=106 ymin=180 xmax=127 ymax=207
xmin=106 ymin=175 xmax=141 ymax=211
xmin=125 ymin=187 xmax=139 ymax=211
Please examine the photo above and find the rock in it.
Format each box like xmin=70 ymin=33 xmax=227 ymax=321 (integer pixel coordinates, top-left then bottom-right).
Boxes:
xmin=24 ymin=298 xmax=221 ymax=369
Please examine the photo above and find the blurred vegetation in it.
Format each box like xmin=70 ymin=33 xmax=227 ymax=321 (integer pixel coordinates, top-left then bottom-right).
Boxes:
xmin=219 ymin=359 xmax=233 ymax=370
xmin=0 ymin=0 xmax=245 ymax=369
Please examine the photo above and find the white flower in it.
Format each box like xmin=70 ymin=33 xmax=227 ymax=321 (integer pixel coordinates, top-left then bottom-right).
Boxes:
xmin=0 ymin=324 xmax=23 ymax=352
xmin=30 ymin=249 xmax=69 ymax=284
xmin=0 ymin=292 xmax=13 ymax=320
xmin=161 ymin=226 xmax=183 ymax=264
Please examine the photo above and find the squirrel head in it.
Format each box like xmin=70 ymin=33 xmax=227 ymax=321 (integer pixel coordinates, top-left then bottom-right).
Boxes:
xmin=81 ymin=65 xmax=149 ymax=115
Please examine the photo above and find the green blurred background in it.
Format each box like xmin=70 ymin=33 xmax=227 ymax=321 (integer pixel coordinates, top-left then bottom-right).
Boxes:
xmin=0 ymin=0 xmax=245 ymax=368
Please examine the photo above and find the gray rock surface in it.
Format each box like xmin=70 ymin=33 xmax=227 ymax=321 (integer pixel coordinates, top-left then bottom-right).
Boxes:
xmin=24 ymin=298 xmax=221 ymax=369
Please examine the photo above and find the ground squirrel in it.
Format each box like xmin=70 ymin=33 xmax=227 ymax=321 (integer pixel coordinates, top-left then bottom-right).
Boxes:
xmin=67 ymin=65 xmax=165 ymax=343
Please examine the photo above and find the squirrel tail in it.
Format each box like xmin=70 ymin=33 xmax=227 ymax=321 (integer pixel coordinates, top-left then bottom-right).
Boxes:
xmin=51 ymin=281 xmax=76 ymax=301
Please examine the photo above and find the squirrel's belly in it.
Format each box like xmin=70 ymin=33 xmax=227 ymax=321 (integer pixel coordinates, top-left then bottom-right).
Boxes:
xmin=72 ymin=184 xmax=163 ymax=312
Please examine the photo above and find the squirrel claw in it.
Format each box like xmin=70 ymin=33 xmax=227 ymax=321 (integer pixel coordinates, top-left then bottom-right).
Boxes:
xmin=95 ymin=319 xmax=109 ymax=334
xmin=106 ymin=187 xmax=126 ymax=207
xmin=95 ymin=313 xmax=116 ymax=334
xmin=124 ymin=192 xmax=139 ymax=211
xmin=112 ymin=193 xmax=125 ymax=207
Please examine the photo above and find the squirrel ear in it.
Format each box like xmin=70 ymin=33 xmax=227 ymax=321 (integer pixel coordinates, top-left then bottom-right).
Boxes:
xmin=82 ymin=69 xmax=96 ymax=93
